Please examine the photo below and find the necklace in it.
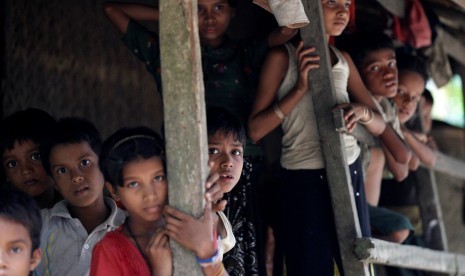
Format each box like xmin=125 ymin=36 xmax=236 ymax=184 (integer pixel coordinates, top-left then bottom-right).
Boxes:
xmin=125 ymin=219 xmax=150 ymax=265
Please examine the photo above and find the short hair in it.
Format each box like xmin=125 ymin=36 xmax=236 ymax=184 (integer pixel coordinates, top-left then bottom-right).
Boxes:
xmin=423 ymin=88 xmax=434 ymax=105
xmin=0 ymin=108 xmax=56 ymax=153
xmin=396 ymin=50 xmax=429 ymax=84
xmin=339 ymin=31 xmax=394 ymax=70
xmin=0 ymin=187 xmax=42 ymax=251
xmin=206 ymin=106 xmax=246 ymax=147
xmin=100 ymin=126 xmax=165 ymax=188
xmin=42 ymin=117 xmax=102 ymax=175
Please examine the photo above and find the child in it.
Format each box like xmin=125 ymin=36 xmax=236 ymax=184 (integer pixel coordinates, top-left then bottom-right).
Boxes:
xmin=36 ymin=118 xmax=127 ymax=275
xmin=0 ymin=188 xmax=42 ymax=276
xmin=0 ymin=108 xmax=59 ymax=209
xmin=340 ymin=31 xmax=415 ymax=244
xmin=206 ymin=106 xmax=257 ymax=275
xmin=103 ymin=0 xmax=296 ymax=157
xmin=378 ymin=52 xmax=432 ymax=276
xmin=247 ymin=0 xmax=411 ymax=273
xmin=91 ymin=126 xmax=229 ymax=276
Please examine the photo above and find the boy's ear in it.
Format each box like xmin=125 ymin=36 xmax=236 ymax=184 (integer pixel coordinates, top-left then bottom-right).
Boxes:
xmin=105 ymin=182 xmax=120 ymax=201
xmin=29 ymin=248 xmax=41 ymax=271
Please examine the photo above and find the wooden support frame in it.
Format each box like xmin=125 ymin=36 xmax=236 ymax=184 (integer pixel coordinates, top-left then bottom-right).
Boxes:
xmin=300 ymin=0 xmax=370 ymax=274
xmin=159 ymin=0 xmax=207 ymax=275
xmin=355 ymin=238 xmax=465 ymax=274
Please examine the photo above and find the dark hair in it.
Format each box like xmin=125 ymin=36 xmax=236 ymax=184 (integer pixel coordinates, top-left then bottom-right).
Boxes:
xmin=206 ymin=106 xmax=246 ymax=147
xmin=396 ymin=50 xmax=429 ymax=83
xmin=42 ymin=117 xmax=102 ymax=175
xmin=1 ymin=108 xmax=56 ymax=153
xmin=0 ymin=187 xmax=42 ymax=251
xmin=339 ymin=31 xmax=394 ymax=70
xmin=100 ymin=126 xmax=165 ymax=188
xmin=423 ymin=88 xmax=434 ymax=105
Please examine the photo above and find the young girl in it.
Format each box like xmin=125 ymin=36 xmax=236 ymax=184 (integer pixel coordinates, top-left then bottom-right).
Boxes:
xmin=90 ymin=126 xmax=231 ymax=276
xmin=248 ymin=0 xmax=409 ymax=274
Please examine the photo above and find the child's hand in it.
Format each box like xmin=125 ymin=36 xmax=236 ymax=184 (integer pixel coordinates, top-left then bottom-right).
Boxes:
xmin=335 ymin=103 xmax=371 ymax=132
xmin=146 ymin=229 xmax=172 ymax=276
xmin=206 ymin=162 xmax=227 ymax=213
xmin=164 ymin=202 xmax=217 ymax=260
xmin=295 ymin=41 xmax=320 ymax=93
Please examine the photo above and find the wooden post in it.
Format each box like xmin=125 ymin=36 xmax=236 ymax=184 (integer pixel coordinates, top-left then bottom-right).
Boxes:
xmin=300 ymin=0 xmax=370 ymax=274
xmin=159 ymin=0 xmax=207 ymax=275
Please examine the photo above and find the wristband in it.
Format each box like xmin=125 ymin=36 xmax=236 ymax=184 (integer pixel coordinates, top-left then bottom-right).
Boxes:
xmin=196 ymin=249 xmax=223 ymax=267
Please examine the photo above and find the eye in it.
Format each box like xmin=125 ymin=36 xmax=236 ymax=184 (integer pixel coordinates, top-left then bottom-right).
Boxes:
xmin=10 ymin=246 xmax=22 ymax=254
xmin=231 ymin=149 xmax=242 ymax=156
xmin=214 ymin=4 xmax=224 ymax=12
xmin=370 ymin=65 xmax=380 ymax=72
xmin=154 ymin=175 xmax=165 ymax=182
xmin=31 ymin=152 xmax=41 ymax=161
xmin=344 ymin=1 xmax=351 ymax=9
xmin=326 ymin=0 xmax=336 ymax=7
xmin=388 ymin=61 xmax=397 ymax=68
xmin=80 ymin=159 xmax=91 ymax=167
xmin=5 ymin=160 xmax=17 ymax=168
xmin=127 ymin=181 xmax=139 ymax=188
xmin=208 ymin=148 xmax=220 ymax=155
xmin=56 ymin=167 xmax=67 ymax=175
xmin=197 ymin=6 xmax=205 ymax=14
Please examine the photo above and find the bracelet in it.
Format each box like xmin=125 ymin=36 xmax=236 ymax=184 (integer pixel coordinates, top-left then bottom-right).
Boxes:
xmin=273 ymin=102 xmax=286 ymax=120
xmin=196 ymin=249 xmax=223 ymax=268
xmin=359 ymin=107 xmax=374 ymax=125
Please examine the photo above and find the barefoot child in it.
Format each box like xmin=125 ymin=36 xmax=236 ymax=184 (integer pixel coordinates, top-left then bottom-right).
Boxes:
xmin=0 ymin=188 xmax=42 ymax=276
xmin=91 ymin=126 xmax=230 ymax=276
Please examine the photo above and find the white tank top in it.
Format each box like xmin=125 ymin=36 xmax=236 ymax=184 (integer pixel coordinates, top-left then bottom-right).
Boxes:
xmin=277 ymin=44 xmax=360 ymax=170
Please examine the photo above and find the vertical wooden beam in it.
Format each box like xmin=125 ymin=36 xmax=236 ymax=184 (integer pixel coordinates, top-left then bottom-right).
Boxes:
xmin=159 ymin=0 xmax=206 ymax=275
xmin=300 ymin=0 xmax=370 ymax=274
xmin=416 ymin=167 xmax=448 ymax=252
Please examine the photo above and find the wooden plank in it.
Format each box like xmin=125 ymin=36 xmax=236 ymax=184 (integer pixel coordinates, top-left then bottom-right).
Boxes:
xmin=430 ymin=151 xmax=465 ymax=180
xmin=159 ymin=0 xmax=207 ymax=275
xmin=440 ymin=27 xmax=465 ymax=67
xmin=354 ymin=238 xmax=465 ymax=274
xmin=415 ymin=167 xmax=449 ymax=251
xmin=300 ymin=0 xmax=370 ymax=275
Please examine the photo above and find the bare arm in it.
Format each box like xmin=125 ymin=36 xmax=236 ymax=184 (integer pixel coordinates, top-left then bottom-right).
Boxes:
xmin=342 ymin=51 xmax=411 ymax=164
xmin=103 ymin=2 xmax=159 ymax=34
xmin=248 ymin=43 xmax=319 ymax=143
xmin=268 ymin=26 xmax=298 ymax=48
xmin=382 ymin=143 xmax=409 ymax=181
xmin=403 ymin=129 xmax=437 ymax=166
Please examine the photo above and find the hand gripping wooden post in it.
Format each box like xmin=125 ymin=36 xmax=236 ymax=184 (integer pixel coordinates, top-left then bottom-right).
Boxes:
xmin=159 ymin=0 xmax=208 ymax=275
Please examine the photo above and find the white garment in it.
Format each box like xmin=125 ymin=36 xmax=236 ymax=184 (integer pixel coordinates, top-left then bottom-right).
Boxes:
xmin=217 ymin=211 xmax=236 ymax=254
xmin=278 ymin=44 xmax=360 ymax=170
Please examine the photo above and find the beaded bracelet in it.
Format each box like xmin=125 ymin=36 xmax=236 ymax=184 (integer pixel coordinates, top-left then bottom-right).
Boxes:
xmin=273 ymin=102 xmax=286 ymax=120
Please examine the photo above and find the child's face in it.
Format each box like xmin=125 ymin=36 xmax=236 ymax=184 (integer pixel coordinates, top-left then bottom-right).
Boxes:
xmin=208 ymin=132 xmax=243 ymax=193
xmin=393 ymin=71 xmax=425 ymax=124
xmin=197 ymin=0 xmax=234 ymax=48
xmin=2 ymin=140 xmax=55 ymax=198
xmin=109 ymin=157 xmax=167 ymax=224
xmin=49 ymin=142 xmax=104 ymax=208
xmin=0 ymin=217 xmax=41 ymax=276
xmin=321 ymin=0 xmax=350 ymax=37
xmin=360 ymin=49 xmax=398 ymax=100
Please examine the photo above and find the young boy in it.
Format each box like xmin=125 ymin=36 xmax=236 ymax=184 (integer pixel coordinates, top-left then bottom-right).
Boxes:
xmin=341 ymin=31 xmax=415 ymax=243
xmin=206 ymin=106 xmax=257 ymax=275
xmin=0 ymin=188 xmax=42 ymax=276
xmin=36 ymin=118 xmax=126 ymax=275
xmin=0 ymin=108 xmax=59 ymax=209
